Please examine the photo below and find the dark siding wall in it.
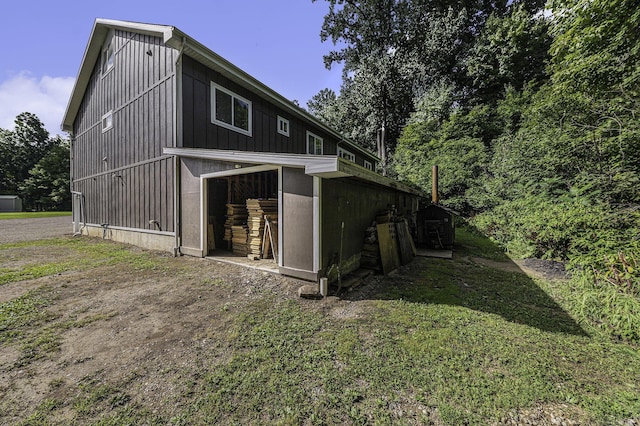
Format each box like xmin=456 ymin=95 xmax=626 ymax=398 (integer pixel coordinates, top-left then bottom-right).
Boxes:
xmin=71 ymin=30 xmax=178 ymax=232
xmin=321 ymin=178 xmax=418 ymax=270
xmin=181 ymin=55 xmax=377 ymax=165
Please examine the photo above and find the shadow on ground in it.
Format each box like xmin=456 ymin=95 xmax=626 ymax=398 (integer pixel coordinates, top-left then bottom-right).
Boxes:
xmin=342 ymin=226 xmax=587 ymax=337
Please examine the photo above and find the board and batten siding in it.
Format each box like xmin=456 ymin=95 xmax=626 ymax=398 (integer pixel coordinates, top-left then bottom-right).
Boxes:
xmin=71 ymin=30 xmax=178 ymax=233
xmin=181 ymin=55 xmax=376 ymax=163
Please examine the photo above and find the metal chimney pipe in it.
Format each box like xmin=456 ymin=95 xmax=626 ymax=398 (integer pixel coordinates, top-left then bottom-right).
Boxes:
xmin=432 ymin=165 xmax=439 ymax=204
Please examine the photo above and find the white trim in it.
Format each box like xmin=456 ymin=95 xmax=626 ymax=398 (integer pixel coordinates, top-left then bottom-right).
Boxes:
xmin=277 ymin=115 xmax=289 ymax=137
xmin=306 ymin=131 xmax=323 ymax=155
xmin=200 ymin=177 xmax=207 ymax=255
xmin=101 ymin=111 xmax=113 ymax=132
xmin=164 ymin=147 xmax=328 ymax=169
xmin=364 ymin=160 xmax=373 ymax=171
xmin=101 ymin=29 xmax=115 ymax=77
xmin=201 ymin=164 xmax=279 ymax=179
xmin=313 ymin=176 xmax=322 ymax=273
xmin=162 ymin=147 xmax=425 ymax=196
xmin=278 ymin=167 xmax=283 ymax=268
xmin=337 ymin=147 xmax=356 ymax=162
xmin=211 ymin=82 xmax=252 ymax=136
xmin=80 ymin=222 xmax=175 ymax=236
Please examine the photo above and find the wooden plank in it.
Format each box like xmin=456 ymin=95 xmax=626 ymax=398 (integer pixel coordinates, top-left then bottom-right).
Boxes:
xmin=376 ymin=223 xmax=400 ymax=275
xmin=396 ymin=221 xmax=414 ymax=266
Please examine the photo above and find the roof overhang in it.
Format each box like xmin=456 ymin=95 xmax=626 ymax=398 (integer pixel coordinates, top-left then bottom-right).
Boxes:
xmin=62 ymin=19 xmax=176 ymax=132
xmin=62 ymin=19 xmax=379 ymax=162
xmin=163 ymin=147 xmax=423 ymax=196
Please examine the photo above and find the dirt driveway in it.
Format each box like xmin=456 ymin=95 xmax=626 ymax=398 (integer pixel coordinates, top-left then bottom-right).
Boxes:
xmin=0 ymin=216 xmax=72 ymax=243
xmin=0 ymin=234 xmax=316 ymax=424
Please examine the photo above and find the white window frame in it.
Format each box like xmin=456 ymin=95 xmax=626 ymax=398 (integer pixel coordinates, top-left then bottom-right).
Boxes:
xmin=101 ymin=31 xmax=115 ymax=76
xmin=337 ymin=147 xmax=356 ymax=162
xmin=307 ymin=131 xmax=323 ymax=155
xmin=277 ymin=115 xmax=290 ymax=137
xmin=211 ymin=82 xmax=253 ymax=137
xmin=101 ymin=111 xmax=113 ymax=133
xmin=364 ymin=160 xmax=373 ymax=171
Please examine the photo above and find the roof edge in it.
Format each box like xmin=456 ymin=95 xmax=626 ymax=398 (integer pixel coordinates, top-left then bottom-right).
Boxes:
xmin=61 ymin=19 xmax=380 ymax=163
xmin=61 ymin=19 xmax=175 ymax=132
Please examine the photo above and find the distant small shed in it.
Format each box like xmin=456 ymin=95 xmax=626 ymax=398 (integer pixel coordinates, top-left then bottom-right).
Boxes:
xmin=415 ymin=203 xmax=455 ymax=249
xmin=0 ymin=196 xmax=22 ymax=212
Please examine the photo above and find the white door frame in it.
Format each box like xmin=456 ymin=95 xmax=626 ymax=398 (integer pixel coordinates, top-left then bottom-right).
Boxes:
xmin=200 ymin=165 xmax=282 ymax=266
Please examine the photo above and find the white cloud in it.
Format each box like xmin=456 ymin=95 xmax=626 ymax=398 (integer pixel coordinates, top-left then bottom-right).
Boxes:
xmin=0 ymin=72 xmax=75 ymax=137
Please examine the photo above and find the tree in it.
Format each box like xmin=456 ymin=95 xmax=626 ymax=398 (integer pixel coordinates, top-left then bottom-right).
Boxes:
xmin=0 ymin=112 xmax=53 ymax=194
xmin=313 ymin=0 xmax=546 ymax=166
xmin=306 ymin=88 xmax=339 ymax=126
xmin=0 ymin=112 xmax=70 ymax=210
xmin=465 ymin=4 xmax=551 ymax=105
xmin=19 ymin=139 xmax=71 ymax=211
xmin=549 ymin=0 xmax=640 ymax=96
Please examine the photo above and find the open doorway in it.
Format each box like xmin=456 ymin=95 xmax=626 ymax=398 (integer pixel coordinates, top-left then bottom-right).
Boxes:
xmin=206 ymin=170 xmax=278 ymax=256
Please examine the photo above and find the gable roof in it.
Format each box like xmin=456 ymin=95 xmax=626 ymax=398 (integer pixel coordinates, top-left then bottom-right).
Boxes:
xmin=61 ymin=19 xmax=378 ymax=162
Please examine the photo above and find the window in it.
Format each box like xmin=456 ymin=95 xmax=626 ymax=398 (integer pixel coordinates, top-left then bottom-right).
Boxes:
xmin=364 ymin=160 xmax=373 ymax=171
xmin=101 ymin=32 xmax=115 ymax=75
xmin=307 ymin=131 xmax=323 ymax=155
xmin=338 ymin=147 xmax=356 ymax=162
xmin=211 ymin=83 xmax=252 ymax=136
xmin=277 ymin=116 xmax=289 ymax=137
xmin=102 ymin=111 xmax=113 ymax=132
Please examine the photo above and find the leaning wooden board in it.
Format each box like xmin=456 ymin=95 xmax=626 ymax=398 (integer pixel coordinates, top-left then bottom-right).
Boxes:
xmin=396 ymin=220 xmax=416 ymax=265
xmin=377 ymin=223 xmax=401 ymax=275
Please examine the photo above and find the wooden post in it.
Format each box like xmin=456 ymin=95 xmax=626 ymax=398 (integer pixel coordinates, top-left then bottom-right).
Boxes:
xmin=432 ymin=165 xmax=439 ymax=204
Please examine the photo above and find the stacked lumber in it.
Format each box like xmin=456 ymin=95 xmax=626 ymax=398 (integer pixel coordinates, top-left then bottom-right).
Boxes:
xmin=361 ymin=243 xmax=381 ymax=270
xmin=361 ymin=223 xmax=381 ymax=270
xmin=231 ymin=225 xmax=249 ymax=256
xmin=245 ymin=199 xmax=278 ymax=257
xmin=223 ymin=204 xmax=248 ymax=249
xmin=375 ymin=210 xmax=393 ymax=224
xmin=361 ymin=210 xmax=417 ymax=275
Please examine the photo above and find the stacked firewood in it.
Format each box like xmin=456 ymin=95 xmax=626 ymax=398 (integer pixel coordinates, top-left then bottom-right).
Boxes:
xmin=246 ymin=199 xmax=278 ymax=258
xmin=361 ymin=222 xmax=381 ymax=271
xmin=224 ymin=203 xmax=248 ymax=250
xmin=231 ymin=225 xmax=249 ymax=256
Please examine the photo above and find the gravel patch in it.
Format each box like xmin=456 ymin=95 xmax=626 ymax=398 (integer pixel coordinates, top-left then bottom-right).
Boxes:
xmin=0 ymin=216 xmax=73 ymax=243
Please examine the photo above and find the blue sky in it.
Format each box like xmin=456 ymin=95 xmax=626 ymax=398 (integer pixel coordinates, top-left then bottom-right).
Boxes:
xmin=0 ymin=0 xmax=343 ymax=136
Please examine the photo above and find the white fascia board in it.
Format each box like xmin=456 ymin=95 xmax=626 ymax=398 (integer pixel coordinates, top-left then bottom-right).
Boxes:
xmin=163 ymin=147 xmax=334 ymax=169
xmin=95 ymin=19 xmax=174 ymax=43
xmin=336 ymin=158 xmax=426 ymax=196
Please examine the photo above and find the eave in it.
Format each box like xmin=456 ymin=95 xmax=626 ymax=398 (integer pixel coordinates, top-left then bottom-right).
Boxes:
xmin=61 ymin=19 xmax=379 ymax=163
xmin=163 ymin=147 xmax=423 ymax=197
xmin=61 ymin=19 xmax=175 ymax=132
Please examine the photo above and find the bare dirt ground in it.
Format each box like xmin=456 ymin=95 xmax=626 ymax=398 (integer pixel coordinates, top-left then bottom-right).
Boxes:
xmin=0 ymin=240 xmax=316 ymax=424
xmin=0 ymin=216 xmax=73 ymax=243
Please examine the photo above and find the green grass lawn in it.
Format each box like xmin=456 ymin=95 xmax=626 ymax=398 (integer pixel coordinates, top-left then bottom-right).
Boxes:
xmin=1 ymin=231 xmax=639 ymax=425
xmin=0 ymin=211 xmax=71 ymax=220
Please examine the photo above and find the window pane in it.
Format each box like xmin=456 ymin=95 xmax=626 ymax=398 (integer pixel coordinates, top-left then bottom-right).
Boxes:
xmin=233 ymin=98 xmax=249 ymax=131
xmin=215 ymin=89 xmax=232 ymax=125
xmin=106 ymin=45 xmax=114 ymax=69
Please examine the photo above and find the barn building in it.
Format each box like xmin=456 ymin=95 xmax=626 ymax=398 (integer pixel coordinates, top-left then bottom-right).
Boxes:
xmin=62 ymin=19 xmax=422 ymax=282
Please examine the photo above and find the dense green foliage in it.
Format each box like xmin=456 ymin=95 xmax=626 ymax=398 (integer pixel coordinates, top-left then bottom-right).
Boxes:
xmin=0 ymin=113 xmax=70 ymax=211
xmin=313 ymin=0 xmax=639 ymax=341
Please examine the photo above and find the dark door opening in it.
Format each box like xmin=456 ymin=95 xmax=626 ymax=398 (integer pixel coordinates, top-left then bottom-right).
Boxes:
xmin=207 ymin=170 xmax=278 ymax=255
